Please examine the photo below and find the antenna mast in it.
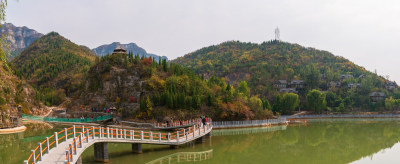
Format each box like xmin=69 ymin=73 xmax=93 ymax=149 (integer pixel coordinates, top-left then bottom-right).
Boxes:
xmin=275 ymin=27 xmax=280 ymax=41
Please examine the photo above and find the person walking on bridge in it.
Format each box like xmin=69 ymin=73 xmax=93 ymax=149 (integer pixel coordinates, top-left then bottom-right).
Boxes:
xmin=202 ymin=117 xmax=206 ymax=126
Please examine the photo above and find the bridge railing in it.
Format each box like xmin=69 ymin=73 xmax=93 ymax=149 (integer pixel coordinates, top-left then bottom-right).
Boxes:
xmin=153 ymin=118 xmax=202 ymax=128
xmin=212 ymin=118 xmax=286 ymax=128
xmin=24 ymin=119 xmax=213 ymax=164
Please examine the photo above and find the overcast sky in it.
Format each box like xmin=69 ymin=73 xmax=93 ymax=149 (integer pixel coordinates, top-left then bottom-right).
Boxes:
xmin=6 ymin=0 xmax=400 ymax=82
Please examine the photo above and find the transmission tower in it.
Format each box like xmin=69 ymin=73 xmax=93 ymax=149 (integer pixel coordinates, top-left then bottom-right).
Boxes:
xmin=275 ymin=27 xmax=280 ymax=41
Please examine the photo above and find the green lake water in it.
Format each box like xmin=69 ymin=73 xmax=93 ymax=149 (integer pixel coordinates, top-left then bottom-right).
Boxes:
xmin=3 ymin=119 xmax=400 ymax=164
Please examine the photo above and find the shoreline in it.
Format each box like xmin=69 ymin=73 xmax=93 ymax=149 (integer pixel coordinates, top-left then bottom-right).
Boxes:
xmin=0 ymin=125 xmax=27 ymax=134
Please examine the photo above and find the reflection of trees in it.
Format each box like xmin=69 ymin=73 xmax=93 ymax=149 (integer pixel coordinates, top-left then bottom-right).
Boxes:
xmin=145 ymin=149 xmax=213 ymax=164
xmin=279 ymin=126 xmax=299 ymax=145
xmin=304 ymin=124 xmax=326 ymax=147
xmin=209 ymin=120 xmax=400 ymax=164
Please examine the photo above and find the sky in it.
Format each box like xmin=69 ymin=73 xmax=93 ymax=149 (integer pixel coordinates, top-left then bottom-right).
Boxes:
xmin=5 ymin=0 xmax=400 ymax=82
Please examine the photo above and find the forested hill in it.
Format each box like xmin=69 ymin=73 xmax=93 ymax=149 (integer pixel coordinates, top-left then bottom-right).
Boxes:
xmin=174 ymin=40 xmax=371 ymax=88
xmin=173 ymin=40 xmax=395 ymax=111
xmin=11 ymin=32 xmax=97 ymax=103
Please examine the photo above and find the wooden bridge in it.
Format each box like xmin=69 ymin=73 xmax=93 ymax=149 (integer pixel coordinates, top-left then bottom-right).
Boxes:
xmin=24 ymin=120 xmax=212 ymax=164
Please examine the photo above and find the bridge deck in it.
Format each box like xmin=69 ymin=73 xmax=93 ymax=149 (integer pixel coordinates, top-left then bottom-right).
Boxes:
xmin=25 ymin=122 xmax=212 ymax=164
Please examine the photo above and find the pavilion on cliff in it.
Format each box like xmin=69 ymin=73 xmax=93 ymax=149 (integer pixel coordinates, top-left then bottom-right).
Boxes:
xmin=112 ymin=45 xmax=127 ymax=55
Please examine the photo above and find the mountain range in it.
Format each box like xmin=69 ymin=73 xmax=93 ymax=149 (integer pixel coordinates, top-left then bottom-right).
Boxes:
xmin=0 ymin=23 xmax=43 ymax=60
xmin=0 ymin=23 xmax=166 ymax=61
xmin=92 ymin=42 xmax=168 ymax=61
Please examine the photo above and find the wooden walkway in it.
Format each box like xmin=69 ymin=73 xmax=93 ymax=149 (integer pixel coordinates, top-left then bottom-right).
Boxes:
xmin=24 ymin=120 xmax=212 ymax=164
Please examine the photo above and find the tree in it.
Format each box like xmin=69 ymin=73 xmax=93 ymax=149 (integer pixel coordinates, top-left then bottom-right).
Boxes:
xmin=145 ymin=96 xmax=152 ymax=116
xmin=237 ymin=81 xmax=250 ymax=98
xmin=304 ymin=64 xmax=321 ymax=89
xmin=262 ymin=99 xmax=271 ymax=110
xmin=325 ymin=91 xmax=339 ymax=108
xmin=306 ymin=89 xmax=326 ymax=113
xmin=385 ymin=97 xmax=396 ymax=111
xmin=281 ymin=93 xmax=300 ymax=114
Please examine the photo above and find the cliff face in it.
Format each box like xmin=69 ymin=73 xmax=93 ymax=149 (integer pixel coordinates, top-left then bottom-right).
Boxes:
xmin=92 ymin=42 xmax=168 ymax=61
xmin=0 ymin=62 xmax=46 ymax=115
xmin=76 ymin=54 xmax=145 ymax=117
xmin=0 ymin=23 xmax=43 ymax=59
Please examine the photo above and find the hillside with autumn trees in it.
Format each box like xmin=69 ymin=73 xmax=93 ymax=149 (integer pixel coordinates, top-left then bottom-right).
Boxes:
xmin=11 ymin=32 xmax=97 ymax=106
xmin=75 ymin=52 xmax=274 ymax=121
xmin=174 ymin=40 xmax=400 ymax=113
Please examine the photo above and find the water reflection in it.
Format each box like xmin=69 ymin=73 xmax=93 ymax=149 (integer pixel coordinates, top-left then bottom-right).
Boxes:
xmin=3 ymin=120 xmax=400 ymax=164
xmin=146 ymin=149 xmax=213 ymax=164
xmin=212 ymin=125 xmax=287 ymax=136
xmin=0 ymin=122 xmax=66 ymax=164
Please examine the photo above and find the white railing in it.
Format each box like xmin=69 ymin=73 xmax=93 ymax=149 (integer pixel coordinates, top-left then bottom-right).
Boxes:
xmin=287 ymin=114 xmax=400 ymax=119
xmin=153 ymin=118 xmax=202 ymax=128
xmin=24 ymin=120 xmax=213 ymax=164
xmin=212 ymin=118 xmax=287 ymax=128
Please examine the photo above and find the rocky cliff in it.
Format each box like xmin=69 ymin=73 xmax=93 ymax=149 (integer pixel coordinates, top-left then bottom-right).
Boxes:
xmin=75 ymin=53 xmax=145 ymax=117
xmin=0 ymin=23 xmax=43 ymax=60
xmin=92 ymin=42 xmax=168 ymax=61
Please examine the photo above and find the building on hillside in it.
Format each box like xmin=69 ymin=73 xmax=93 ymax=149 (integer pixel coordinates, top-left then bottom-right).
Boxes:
xmin=369 ymin=92 xmax=385 ymax=102
xmin=327 ymin=81 xmax=341 ymax=88
xmin=289 ymin=80 xmax=306 ymax=88
xmin=112 ymin=45 xmax=127 ymax=55
xmin=274 ymin=80 xmax=288 ymax=89
xmin=347 ymin=83 xmax=361 ymax=89
xmin=384 ymin=81 xmax=398 ymax=91
xmin=340 ymin=74 xmax=353 ymax=81
xmin=279 ymin=88 xmax=298 ymax=94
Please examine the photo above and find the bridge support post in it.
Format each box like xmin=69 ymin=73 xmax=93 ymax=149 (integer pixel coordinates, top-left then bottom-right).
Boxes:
xmin=92 ymin=126 xmax=95 ymax=139
xmin=196 ymin=136 xmax=205 ymax=143
xmin=98 ymin=126 xmax=102 ymax=138
xmin=94 ymin=142 xmax=109 ymax=163
xmin=46 ymin=137 xmax=50 ymax=154
xmin=73 ymin=125 xmax=76 ymax=137
xmin=54 ymin=132 xmax=58 ymax=147
xmin=38 ymin=142 xmax=42 ymax=161
xmin=65 ymin=128 xmax=68 ymax=142
xmin=107 ymin=127 xmax=109 ymax=138
xmin=132 ymin=143 xmax=143 ymax=153
xmin=31 ymin=150 xmax=35 ymax=163
xmin=205 ymin=132 xmax=212 ymax=138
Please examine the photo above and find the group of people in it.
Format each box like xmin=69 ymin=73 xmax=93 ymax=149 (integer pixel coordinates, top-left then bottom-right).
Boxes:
xmin=201 ymin=116 xmax=208 ymax=126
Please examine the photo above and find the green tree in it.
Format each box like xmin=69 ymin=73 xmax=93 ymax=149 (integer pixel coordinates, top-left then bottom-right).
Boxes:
xmin=306 ymin=89 xmax=326 ymax=113
xmin=262 ymin=99 xmax=271 ymax=110
xmin=237 ymin=81 xmax=250 ymax=97
xmin=385 ymin=97 xmax=396 ymax=111
xmin=145 ymin=96 xmax=152 ymax=116
xmin=304 ymin=64 xmax=321 ymax=89
xmin=281 ymin=93 xmax=300 ymax=114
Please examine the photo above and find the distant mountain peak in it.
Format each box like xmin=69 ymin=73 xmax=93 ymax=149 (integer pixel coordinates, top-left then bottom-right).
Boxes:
xmin=0 ymin=23 xmax=44 ymax=60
